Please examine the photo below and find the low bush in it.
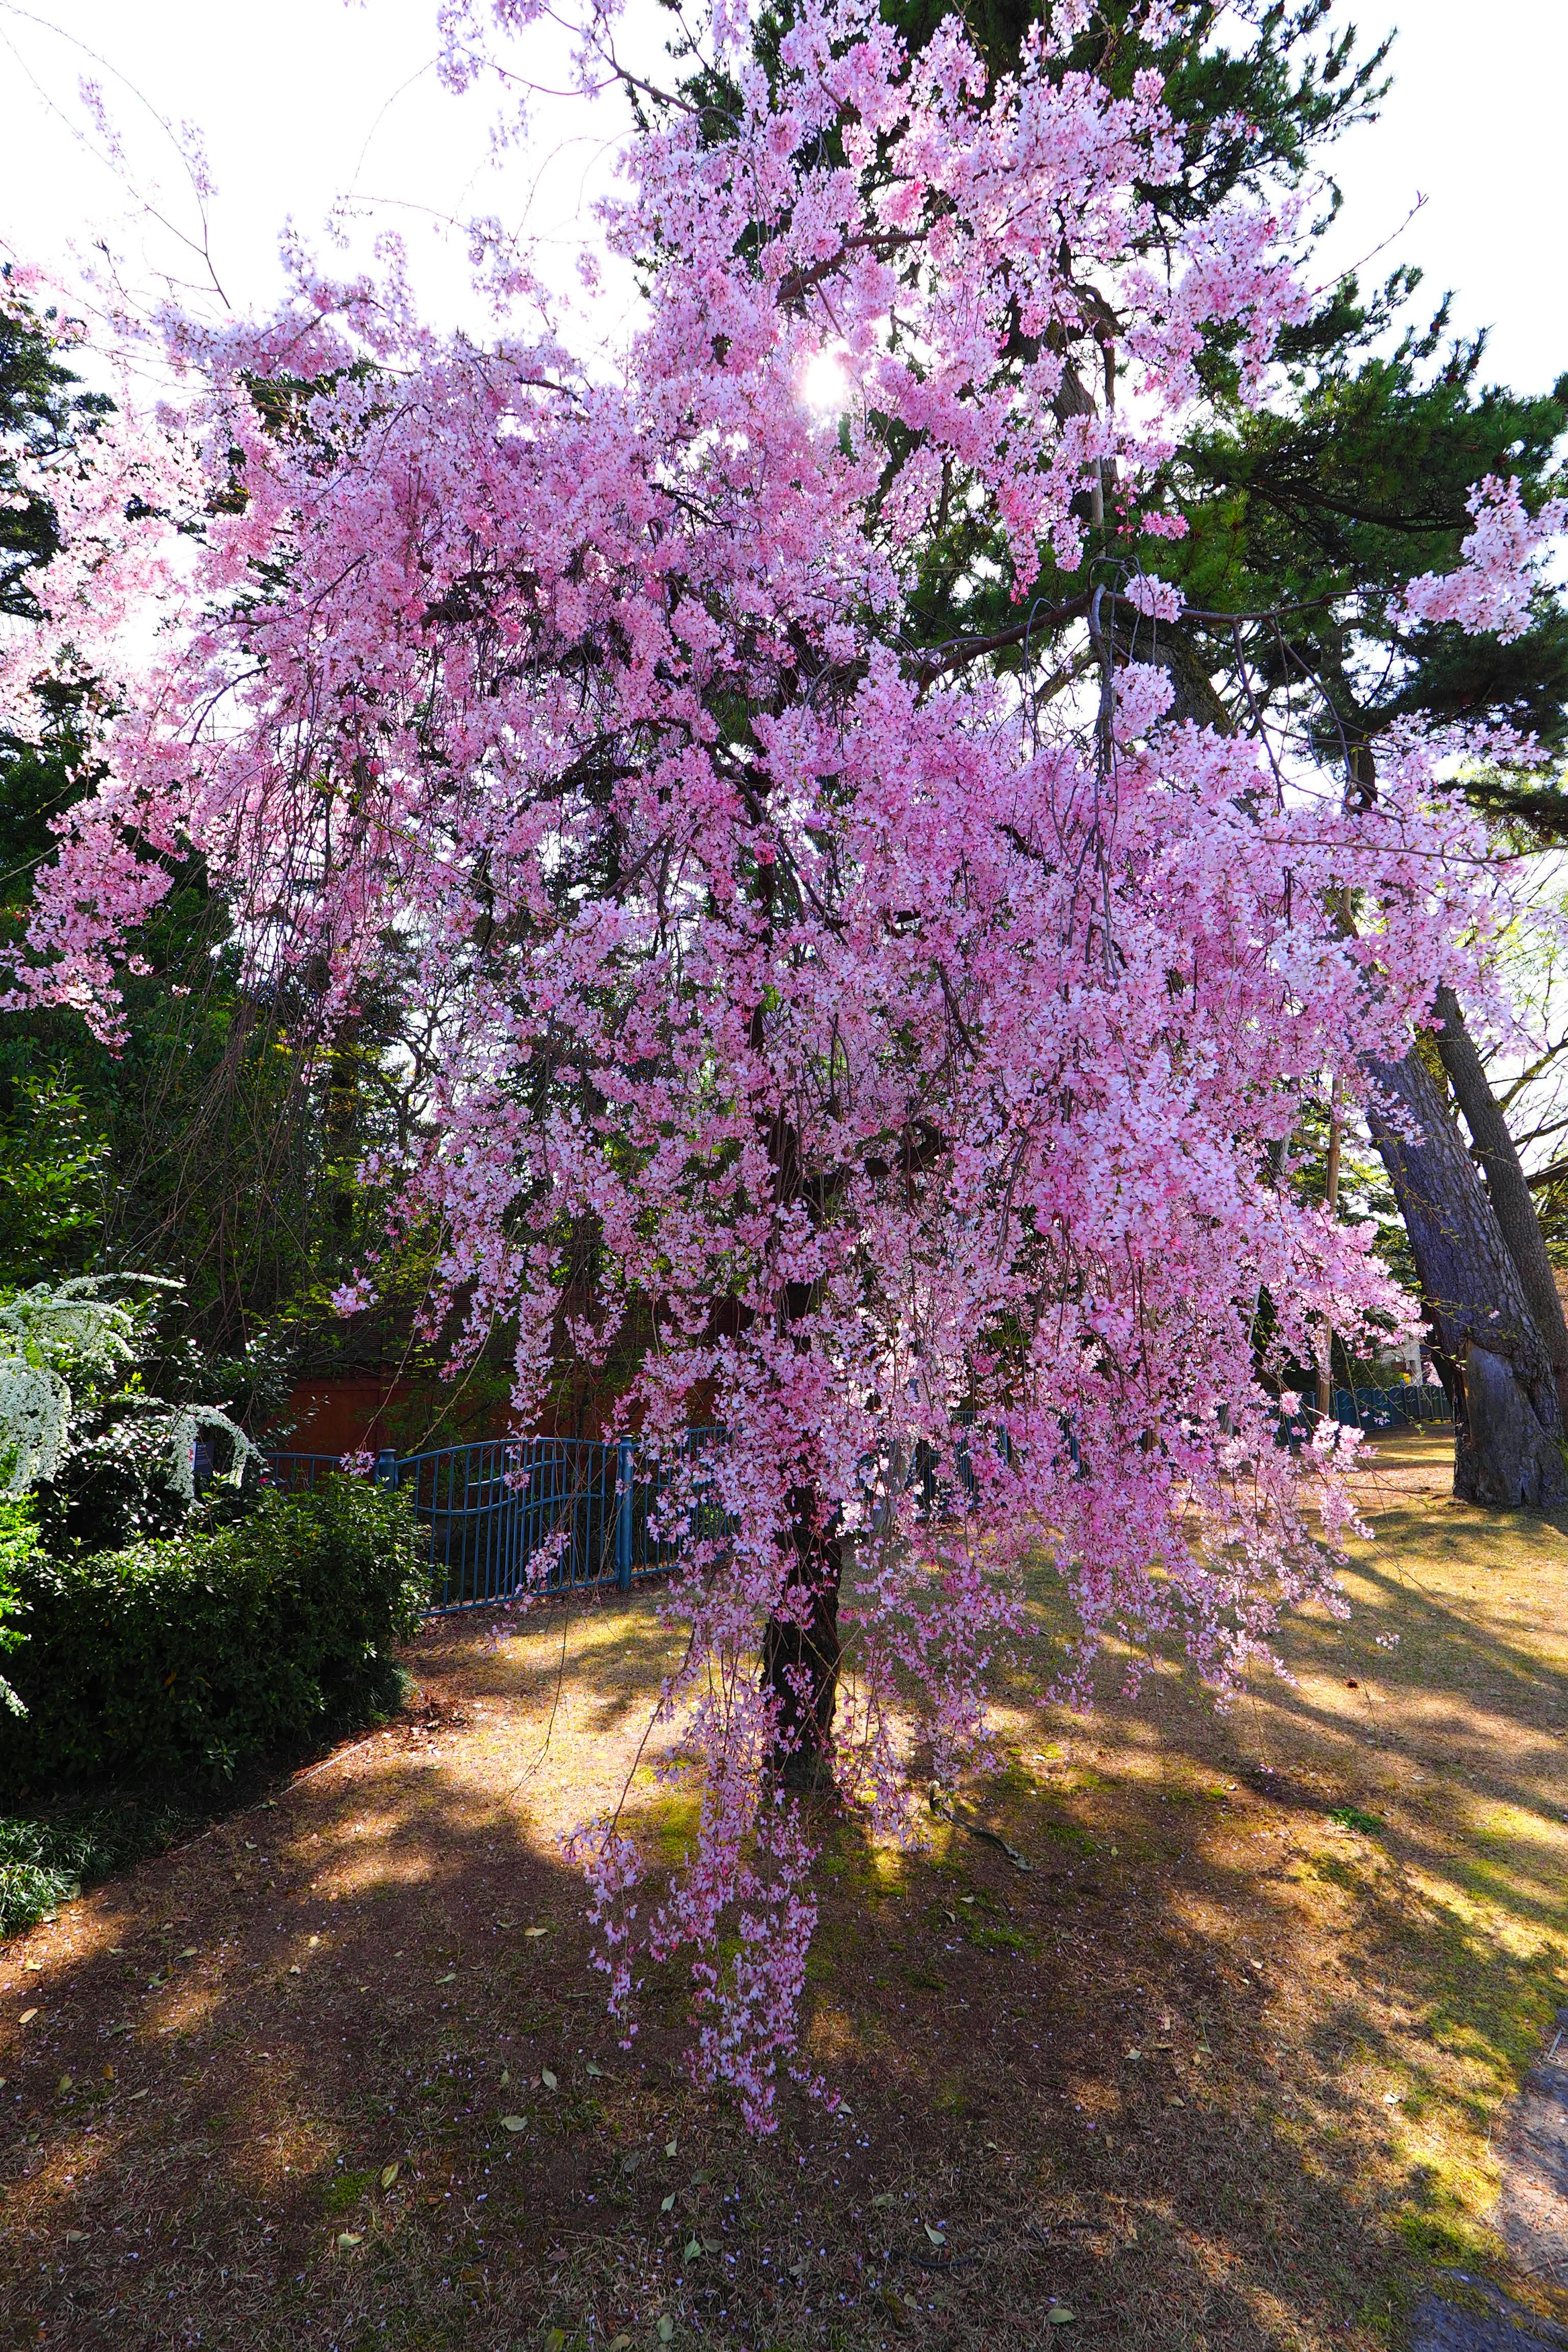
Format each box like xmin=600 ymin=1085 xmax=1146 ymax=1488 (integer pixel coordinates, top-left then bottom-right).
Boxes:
xmin=0 ymin=1476 xmax=425 ymax=1797
xmin=0 ymin=1791 xmax=204 ymax=1936
xmin=0 ymin=1498 xmax=37 ymax=1717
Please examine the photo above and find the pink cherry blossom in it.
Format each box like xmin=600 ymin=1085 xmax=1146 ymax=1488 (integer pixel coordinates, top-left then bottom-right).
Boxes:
xmin=1397 ymin=474 xmax=1567 ymax=644
xmin=0 ymin=0 xmax=1555 ymax=2128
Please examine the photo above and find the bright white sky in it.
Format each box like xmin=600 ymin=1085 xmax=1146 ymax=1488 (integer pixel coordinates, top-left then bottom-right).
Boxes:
xmin=0 ymin=0 xmax=1564 ymax=396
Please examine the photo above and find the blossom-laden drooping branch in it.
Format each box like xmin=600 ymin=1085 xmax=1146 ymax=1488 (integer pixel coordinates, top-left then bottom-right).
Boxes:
xmin=0 ymin=0 xmax=1555 ymax=2126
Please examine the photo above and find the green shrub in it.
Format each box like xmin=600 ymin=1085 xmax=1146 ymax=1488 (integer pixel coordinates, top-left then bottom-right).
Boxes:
xmin=0 ymin=1498 xmax=38 ymax=1717
xmin=0 ymin=1792 xmax=203 ymax=1936
xmin=0 ymin=1476 xmax=425 ymax=1797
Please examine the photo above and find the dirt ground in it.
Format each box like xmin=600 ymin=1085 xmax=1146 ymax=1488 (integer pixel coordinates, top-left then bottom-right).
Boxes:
xmin=2 ymin=1426 xmax=1567 ymax=2352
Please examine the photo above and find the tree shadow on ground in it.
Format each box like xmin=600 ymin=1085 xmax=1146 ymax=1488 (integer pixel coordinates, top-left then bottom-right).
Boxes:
xmin=0 ymin=1431 xmax=1562 ymax=2351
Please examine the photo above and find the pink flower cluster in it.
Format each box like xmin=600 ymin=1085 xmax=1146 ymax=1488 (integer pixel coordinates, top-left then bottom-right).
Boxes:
xmin=1397 ymin=475 xmax=1567 ymax=645
xmin=0 ymin=0 xmax=1550 ymax=2126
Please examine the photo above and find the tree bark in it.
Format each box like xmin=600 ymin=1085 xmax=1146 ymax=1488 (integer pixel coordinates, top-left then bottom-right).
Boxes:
xmin=760 ymin=1491 xmax=842 ymax=1791
xmin=1364 ymin=1045 xmax=1568 ymax=1506
xmin=1432 ymin=984 xmax=1568 ymax=1427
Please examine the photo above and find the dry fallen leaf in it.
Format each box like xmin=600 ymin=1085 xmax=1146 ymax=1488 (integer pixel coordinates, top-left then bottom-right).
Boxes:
xmin=336 ymin=2232 xmax=363 ymax=2250
xmin=610 ymin=2336 xmax=633 ymax=2351
xmin=379 ymin=2162 xmax=399 ymax=2189
xmin=523 ymin=1927 xmax=548 ymax=1940
xmin=18 ymin=2009 xmax=37 ymax=2025
xmin=1048 ymin=2306 xmax=1076 ymax=2325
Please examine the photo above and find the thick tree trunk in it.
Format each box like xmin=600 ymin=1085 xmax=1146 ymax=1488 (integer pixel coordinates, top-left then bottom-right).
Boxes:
xmin=1433 ymin=984 xmax=1568 ymax=1427
xmin=1365 ymin=1046 xmax=1568 ymax=1506
xmin=761 ymin=1491 xmax=842 ymax=1791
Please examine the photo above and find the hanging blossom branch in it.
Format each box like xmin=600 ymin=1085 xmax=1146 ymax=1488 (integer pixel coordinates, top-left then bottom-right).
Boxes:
xmin=0 ymin=0 xmax=1559 ymax=2129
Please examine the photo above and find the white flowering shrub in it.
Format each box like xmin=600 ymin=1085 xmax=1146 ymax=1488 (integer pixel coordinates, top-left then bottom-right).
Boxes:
xmin=0 ymin=1276 xmax=258 ymax=1508
xmin=0 ymin=1277 xmax=149 ymax=1498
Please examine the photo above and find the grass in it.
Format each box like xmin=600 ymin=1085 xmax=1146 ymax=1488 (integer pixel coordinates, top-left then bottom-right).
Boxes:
xmin=1 ymin=1425 xmax=1566 ymax=2350
xmin=0 ymin=1793 xmax=206 ymax=1938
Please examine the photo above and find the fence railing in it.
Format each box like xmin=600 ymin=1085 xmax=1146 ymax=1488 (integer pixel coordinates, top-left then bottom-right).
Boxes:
xmin=263 ymin=1430 xmax=726 ymax=1613
xmin=266 ymin=1387 xmax=1450 ymax=1614
xmin=1314 ymin=1383 xmax=1450 ymax=1431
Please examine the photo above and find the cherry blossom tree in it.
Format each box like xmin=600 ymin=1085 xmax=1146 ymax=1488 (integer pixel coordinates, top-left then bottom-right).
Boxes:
xmin=2 ymin=0 xmax=1558 ymax=2125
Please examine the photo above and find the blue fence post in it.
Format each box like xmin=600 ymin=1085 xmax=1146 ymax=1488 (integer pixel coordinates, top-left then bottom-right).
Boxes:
xmin=374 ymin=1447 xmax=398 ymax=1490
xmin=616 ymin=1437 xmax=635 ymax=1590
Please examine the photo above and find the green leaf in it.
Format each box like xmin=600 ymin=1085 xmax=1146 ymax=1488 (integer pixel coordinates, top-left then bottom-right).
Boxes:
xmin=1327 ymin=1804 xmax=1385 ymax=1836
xmin=661 ymin=2192 xmax=676 ymax=2212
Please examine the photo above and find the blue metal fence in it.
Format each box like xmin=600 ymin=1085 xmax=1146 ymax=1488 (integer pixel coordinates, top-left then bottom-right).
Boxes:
xmin=1330 ymin=1383 xmax=1450 ymax=1430
xmin=263 ymin=1429 xmax=727 ymax=1613
xmin=266 ymin=1388 xmax=1449 ymax=1615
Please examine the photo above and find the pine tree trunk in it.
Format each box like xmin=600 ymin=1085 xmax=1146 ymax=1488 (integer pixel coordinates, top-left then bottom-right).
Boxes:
xmin=1364 ymin=1046 xmax=1568 ymax=1506
xmin=1432 ymin=985 xmax=1568 ymax=1427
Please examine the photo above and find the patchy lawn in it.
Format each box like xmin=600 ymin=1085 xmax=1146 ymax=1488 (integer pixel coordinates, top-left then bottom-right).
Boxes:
xmin=2 ymin=1425 xmax=1566 ymax=2351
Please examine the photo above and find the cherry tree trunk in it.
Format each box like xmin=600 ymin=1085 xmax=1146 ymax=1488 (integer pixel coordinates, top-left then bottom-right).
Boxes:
xmin=1365 ymin=1046 xmax=1568 ymax=1507
xmin=761 ymin=1492 xmax=843 ymax=1791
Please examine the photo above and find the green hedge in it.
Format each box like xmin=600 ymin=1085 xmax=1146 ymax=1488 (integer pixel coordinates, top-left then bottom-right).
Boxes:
xmin=0 ymin=1500 xmax=37 ymax=1713
xmin=0 ymin=1477 xmax=425 ymax=1796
